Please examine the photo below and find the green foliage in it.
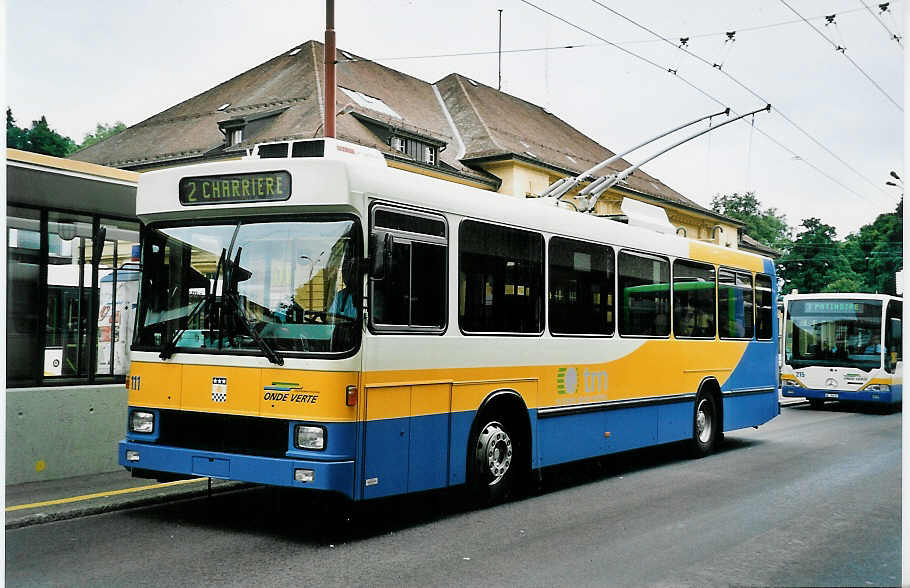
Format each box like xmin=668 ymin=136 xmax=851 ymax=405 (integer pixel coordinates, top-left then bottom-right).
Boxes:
xmin=841 ymin=198 xmax=903 ymax=295
xmin=6 ymin=108 xmax=77 ymax=157
xmin=79 ymin=121 xmax=126 ymax=150
xmin=711 ymin=191 xmax=791 ymax=251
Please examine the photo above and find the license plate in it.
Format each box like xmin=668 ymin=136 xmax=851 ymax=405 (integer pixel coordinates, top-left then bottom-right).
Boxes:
xmin=825 ymin=393 xmax=838 ymax=399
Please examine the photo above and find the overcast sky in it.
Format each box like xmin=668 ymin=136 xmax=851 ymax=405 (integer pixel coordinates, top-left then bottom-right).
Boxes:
xmin=6 ymin=0 xmax=905 ymax=237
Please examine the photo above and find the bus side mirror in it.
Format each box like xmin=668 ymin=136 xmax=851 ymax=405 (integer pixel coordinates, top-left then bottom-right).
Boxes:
xmin=369 ymin=231 xmax=394 ymax=280
xmin=91 ymin=226 xmax=106 ymax=267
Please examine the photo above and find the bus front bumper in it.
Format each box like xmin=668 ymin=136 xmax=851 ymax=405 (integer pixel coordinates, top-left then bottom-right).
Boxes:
xmin=781 ymin=385 xmax=895 ymax=404
xmin=118 ymin=441 xmax=355 ymax=498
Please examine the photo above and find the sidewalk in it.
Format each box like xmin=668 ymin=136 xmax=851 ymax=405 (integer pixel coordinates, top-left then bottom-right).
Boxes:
xmin=5 ymin=469 xmax=247 ymax=529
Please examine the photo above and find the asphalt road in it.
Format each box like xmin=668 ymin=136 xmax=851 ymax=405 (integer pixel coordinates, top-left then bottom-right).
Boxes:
xmin=6 ymin=404 xmax=901 ymax=587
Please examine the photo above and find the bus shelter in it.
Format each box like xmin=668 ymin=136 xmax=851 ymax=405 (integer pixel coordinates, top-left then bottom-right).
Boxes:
xmin=6 ymin=149 xmax=139 ymax=484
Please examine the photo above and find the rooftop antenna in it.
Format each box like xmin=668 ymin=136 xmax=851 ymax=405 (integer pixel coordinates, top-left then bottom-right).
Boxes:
xmin=540 ymin=107 xmax=730 ymax=201
xmin=569 ymin=104 xmax=772 ymax=213
xmin=498 ymin=9 xmax=503 ymax=91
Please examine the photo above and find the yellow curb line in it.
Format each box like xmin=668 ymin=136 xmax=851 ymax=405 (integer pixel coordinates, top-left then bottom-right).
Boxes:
xmin=6 ymin=478 xmax=208 ymax=512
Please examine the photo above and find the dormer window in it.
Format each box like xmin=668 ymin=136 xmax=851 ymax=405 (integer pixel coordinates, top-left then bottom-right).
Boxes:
xmin=229 ymin=128 xmax=243 ymax=146
xmin=391 ymin=134 xmax=437 ymax=166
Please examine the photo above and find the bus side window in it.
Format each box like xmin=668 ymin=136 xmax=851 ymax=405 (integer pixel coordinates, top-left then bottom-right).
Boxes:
xmin=719 ymin=269 xmax=754 ymax=340
xmin=755 ymin=274 xmax=774 ymax=340
xmin=459 ymin=220 xmax=543 ymax=334
xmin=885 ymin=300 xmax=902 ymax=372
xmin=369 ymin=207 xmax=447 ymax=331
xmin=672 ymin=259 xmax=715 ymax=338
xmin=548 ymin=237 xmax=614 ymax=336
xmin=618 ymin=250 xmax=670 ymax=337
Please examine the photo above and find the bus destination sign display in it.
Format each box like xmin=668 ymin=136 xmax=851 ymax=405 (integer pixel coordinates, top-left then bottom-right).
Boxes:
xmin=179 ymin=171 xmax=291 ymax=205
xmin=803 ymin=301 xmax=863 ymax=314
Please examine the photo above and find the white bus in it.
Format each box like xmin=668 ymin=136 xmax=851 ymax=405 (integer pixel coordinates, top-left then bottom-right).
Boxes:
xmin=782 ymin=293 xmax=902 ymax=408
xmin=119 ymin=138 xmax=779 ymax=504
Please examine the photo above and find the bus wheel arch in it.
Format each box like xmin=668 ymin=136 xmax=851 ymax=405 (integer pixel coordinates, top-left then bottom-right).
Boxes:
xmin=466 ymin=389 xmax=531 ymax=504
xmin=691 ymin=378 xmax=723 ymax=457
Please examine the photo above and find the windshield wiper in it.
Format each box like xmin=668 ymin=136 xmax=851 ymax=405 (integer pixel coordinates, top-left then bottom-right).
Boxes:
xmin=222 ymin=247 xmax=284 ymax=366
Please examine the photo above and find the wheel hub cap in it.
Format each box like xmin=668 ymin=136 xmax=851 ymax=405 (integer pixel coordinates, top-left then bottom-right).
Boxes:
xmin=475 ymin=422 xmax=513 ymax=486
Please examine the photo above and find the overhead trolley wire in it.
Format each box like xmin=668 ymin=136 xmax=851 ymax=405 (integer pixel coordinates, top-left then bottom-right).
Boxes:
xmin=519 ymin=0 xmax=874 ymax=203
xmin=778 ymin=0 xmax=903 ymax=112
xmin=859 ymin=0 xmax=903 ymax=46
xmin=587 ymin=0 xmax=894 ymax=202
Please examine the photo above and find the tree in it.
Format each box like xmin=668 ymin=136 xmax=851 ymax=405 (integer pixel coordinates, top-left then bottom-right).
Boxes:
xmin=6 ymin=108 xmax=77 ymax=156
xmin=777 ymin=218 xmax=860 ymax=294
xmin=78 ymin=121 xmax=126 ymax=150
xmin=842 ymin=198 xmax=903 ymax=294
xmin=710 ymin=191 xmax=791 ymax=251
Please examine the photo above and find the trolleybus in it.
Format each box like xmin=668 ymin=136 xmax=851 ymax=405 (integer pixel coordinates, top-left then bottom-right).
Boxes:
xmin=119 ymin=138 xmax=779 ymax=503
xmin=782 ymin=293 xmax=902 ymax=408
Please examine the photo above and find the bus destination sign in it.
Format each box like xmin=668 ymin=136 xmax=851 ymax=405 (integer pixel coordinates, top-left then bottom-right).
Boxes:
xmin=803 ymin=301 xmax=863 ymax=314
xmin=179 ymin=171 xmax=291 ymax=205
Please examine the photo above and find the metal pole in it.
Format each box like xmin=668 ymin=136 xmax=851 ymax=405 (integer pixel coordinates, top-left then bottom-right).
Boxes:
xmin=498 ymin=9 xmax=503 ymax=91
xmin=324 ymin=0 xmax=336 ymax=139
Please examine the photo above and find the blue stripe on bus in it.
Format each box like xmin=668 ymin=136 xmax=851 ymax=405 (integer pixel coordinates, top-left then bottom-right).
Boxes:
xmin=118 ymin=441 xmax=356 ymax=497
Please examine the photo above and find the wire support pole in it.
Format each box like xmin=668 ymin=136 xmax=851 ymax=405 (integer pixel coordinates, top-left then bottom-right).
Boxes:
xmin=498 ymin=9 xmax=503 ymax=91
xmin=779 ymin=0 xmax=902 ymax=111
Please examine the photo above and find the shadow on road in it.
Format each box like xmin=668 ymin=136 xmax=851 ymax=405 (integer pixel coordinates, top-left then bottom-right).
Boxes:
xmin=786 ymin=401 xmax=901 ymax=415
xmin=123 ymin=435 xmax=763 ymax=545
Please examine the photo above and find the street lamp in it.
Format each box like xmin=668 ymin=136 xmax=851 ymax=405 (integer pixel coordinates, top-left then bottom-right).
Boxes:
xmin=886 ymin=170 xmax=902 ymax=188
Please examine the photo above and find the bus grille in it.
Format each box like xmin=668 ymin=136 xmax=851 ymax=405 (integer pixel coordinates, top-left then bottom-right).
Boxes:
xmin=156 ymin=410 xmax=289 ymax=458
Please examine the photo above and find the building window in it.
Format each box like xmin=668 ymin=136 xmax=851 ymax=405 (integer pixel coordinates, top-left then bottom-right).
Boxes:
xmin=6 ymin=206 xmax=140 ymax=387
xmin=391 ymin=135 xmax=437 ymax=166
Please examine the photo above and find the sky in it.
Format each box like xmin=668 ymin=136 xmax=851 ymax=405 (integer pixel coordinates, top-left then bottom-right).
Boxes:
xmin=5 ymin=0 xmax=905 ymax=238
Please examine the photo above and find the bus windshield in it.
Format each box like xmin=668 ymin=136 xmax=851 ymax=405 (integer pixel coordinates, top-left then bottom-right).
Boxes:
xmin=785 ymin=299 xmax=882 ymax=371
xmin=134 ymin=217 xmax=360 ymax=356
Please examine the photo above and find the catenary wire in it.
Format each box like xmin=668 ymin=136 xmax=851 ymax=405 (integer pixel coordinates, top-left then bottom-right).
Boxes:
xmin=858 ymin=0 xmax=903 ymax=46
xmin=587 ymin=0 xmax=894 ymax=202
xmin=518 ymin=0 xmax=874 ymax=202
xmin=778 ymin=0 xmax=902 ymax=111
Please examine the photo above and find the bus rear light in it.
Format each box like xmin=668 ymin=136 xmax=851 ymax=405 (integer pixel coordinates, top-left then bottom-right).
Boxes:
xmin=345 ymin=385 xmax=358 ymax=407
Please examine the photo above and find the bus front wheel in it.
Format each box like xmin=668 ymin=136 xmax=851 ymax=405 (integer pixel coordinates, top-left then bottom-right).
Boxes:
xmin=468 ymin=417 xmax=516 ymax=505
xmin=808 ymin=399 xmax=824 ymax=410
xmin=691 ymin=393 xmax=718 ymax=457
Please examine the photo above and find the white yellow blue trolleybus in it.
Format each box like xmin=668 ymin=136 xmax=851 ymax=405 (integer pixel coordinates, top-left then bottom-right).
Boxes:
xmin=120 ymin=138 xmax=780 ymax=503
xmin=781 ymin=293 xmax=902 ymax=409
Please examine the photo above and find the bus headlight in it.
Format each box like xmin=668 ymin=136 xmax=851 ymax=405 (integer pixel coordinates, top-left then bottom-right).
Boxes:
xmin=129 ymin=410 xmax=155 ymax=434
xmin=295 ymin=425 xmax=326 ymax=450
xmin=781 ymin=378 xmax=803 ymax=388
xmin=865 ymin=384 xmax=890 ymax=392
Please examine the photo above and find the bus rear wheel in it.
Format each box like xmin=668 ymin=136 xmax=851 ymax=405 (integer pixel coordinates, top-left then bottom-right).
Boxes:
xmin=468 ymin=417 xmax=516 ymax=505
xmin=691 ymin=393 xmax=718 ymax=457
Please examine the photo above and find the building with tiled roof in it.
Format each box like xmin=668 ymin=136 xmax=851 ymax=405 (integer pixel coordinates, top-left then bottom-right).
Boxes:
xmin=71 ymin=40 xmax=747 ymax=248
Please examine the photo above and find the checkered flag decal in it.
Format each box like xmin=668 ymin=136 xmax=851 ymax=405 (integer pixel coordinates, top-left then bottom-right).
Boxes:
xmin=212 ymin=377 xmax=228 ymax=402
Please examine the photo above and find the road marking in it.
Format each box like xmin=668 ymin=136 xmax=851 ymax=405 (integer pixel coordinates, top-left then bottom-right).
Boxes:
xmin=6 ymin=478 xmax=207 ymax=512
